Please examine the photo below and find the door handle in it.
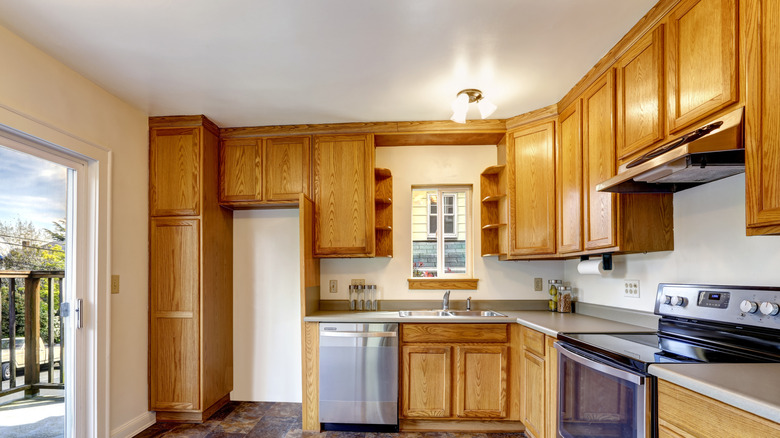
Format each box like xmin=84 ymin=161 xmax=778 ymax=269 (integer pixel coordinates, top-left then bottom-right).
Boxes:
xmin=75 ymin=298 xmax=83 ymax=329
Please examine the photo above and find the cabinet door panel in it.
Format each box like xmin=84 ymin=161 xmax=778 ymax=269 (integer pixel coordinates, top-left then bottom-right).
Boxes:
xmin=150 ymin=219 xmax=199 ymax=313
xmin=522 ymin=350 xmax=546 ymax=438
xmin=265 ymin=136 xmax=311 ymax=201
xmin=150 ymin=127 xmax=200 ymax=216
xmin=557 ymin=101 xmax=583 ymax=254
xmin=583 ymin=72 xmax=617 ymax=250
xmin=455 ymin=346 xmax=508 ymax=418
xmin=151 ymin=317 xmax=200 ymax=411
xmin=667 ymin=0 xmax=738 ymax=132
xmin=508 ymin=121 xmax=556 ymax=256
xmin=402 ymin=345 xmax=452 ymax=418
xmin=219 ymin=138 xmax=262 ymax=203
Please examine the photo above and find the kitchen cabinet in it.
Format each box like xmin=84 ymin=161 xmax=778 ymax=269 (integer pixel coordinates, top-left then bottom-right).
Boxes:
xmin=557 ymin=101 xmax=583 ymax=255
xmin=544 ymin=337 xmax=558 ymax=438
xmin=582 ymin=71 xmax=675 ymax=254
xmin=480 ymin=165 xmax=507 ymax=257
xmin=149 ymin=116 xmax=233 ymax=422
xmin=312 ymin=134 xmax=375 ymax=257
xmin=507 ymin=120 xmax=557 ymax=257
xmin=400 ymin=323 xmax=519 ymax=429
xmin=657 ymin=379 xmax=780 ymax=437
xmin=374 ymin=168 xmax=393 ymax=257
xmin=219 ymin=135 xmax=310 ymax=207
xmin=666 ymin=0 xmax=739 ymax=133
xmin=520 ymin=327 xmax=547 ymax=438
xmin=744 ymin=0 xmax=780 ymax=235
xmin=616 ymin=25 xmax=666 ymax=164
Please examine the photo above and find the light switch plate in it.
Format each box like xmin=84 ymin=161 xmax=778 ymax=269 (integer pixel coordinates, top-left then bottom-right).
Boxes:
xmin=534 ymin=278 xmax=543 ymax=291
xmin=329 ymin=280 xmax=338 ymax=294
xmin=111 ymin=275 xmax=120 ymax=294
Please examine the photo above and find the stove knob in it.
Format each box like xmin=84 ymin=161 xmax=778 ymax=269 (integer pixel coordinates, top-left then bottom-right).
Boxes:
xmin=759 ymin=302 xmax=780 ymax=316
xmin=670 ymin=296 xmax=688 ymax=307
xmin=664 ymin=295 xmax=673 ymax=305
xmin=740 ymin=300 xmax=759 ymax=314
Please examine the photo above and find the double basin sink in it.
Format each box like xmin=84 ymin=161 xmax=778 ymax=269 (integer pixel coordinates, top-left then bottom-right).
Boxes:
xmin=398 ymin=309 xmax=507 ymax=318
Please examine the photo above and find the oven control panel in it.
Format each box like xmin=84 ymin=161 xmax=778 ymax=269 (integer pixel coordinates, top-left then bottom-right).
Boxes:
xmin=655 ymin=284 xmax=780 ymax=329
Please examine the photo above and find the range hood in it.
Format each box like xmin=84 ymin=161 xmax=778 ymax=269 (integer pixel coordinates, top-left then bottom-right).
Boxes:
xmin=597 ymin=108 xmax=744 ymax=193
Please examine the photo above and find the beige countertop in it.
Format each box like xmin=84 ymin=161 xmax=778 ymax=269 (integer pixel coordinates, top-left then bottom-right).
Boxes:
xmin=304 ymin=309 xmax=651 ymax=336
xmin=649 ymin=363 xmax=780 ymax=424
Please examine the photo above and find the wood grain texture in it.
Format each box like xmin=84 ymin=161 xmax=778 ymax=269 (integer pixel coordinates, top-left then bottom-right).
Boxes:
xmin=300 ymin=196 xmax=320 ymax=431
xmin=521 ymin=326 xmax=546 ymax=357
xmin=407 ymin=278 xmax=479 ymax=290
xmin=374 ymin=169 xmax=393 ymax=257
xmin=402 ymin=345 xmax=452 ymax=418
xmin=375 ymin=132 xmax=505 ymax=146
xmin=480 ymin=165 xmax=507 ymax=257
xmin=299 ymin=194 xmax=321 ymax=314
xmin=616 ymin=193 xmax=674 ymax=252
xmin=219 ymin=138 xmax=262 ymax=203
xmin=24 ymin=277 xmax=41 ymax=388
xmin=400 ymin=419 xmax=524 ymax=432
xmin=265 ymin=136 xmax=311 ymax=201
xmin=505 ymin=105 xmax=559 ymax=131
xmin=658 ymin=379 xmax=780 ymax=437
xmin=744 ymin=0 xmax=780 ymax=233
xmin=402 ymin=324 xmax=508 ymax=344
xmin=616 ymin=25 xmax=666 ymax=162
xmin=507 ymin=120 xmax=557 ymax=257
xmin=556 ymin=101 xmax=583 ymax=255
xmin=150 ymin=127 xmax=200 ymax=216
xmin=582 ymin=71 xmax=618 ymax=251
xmin=155 ymin=394 xmax=229 ymax=423
xmin=508 ymin=324 xmax=523 ymax=422
xmin=521 ymin=349 xmax=545 ymax=438
xmin=302 ymin=322 xmax=320 ymax=431
xmin=666 ymin=0 xmax=739 ymax=133
xmin=455 ymin=345 xmax=508 ymax=418
xmin=544 ymin=336 xmax=558 ymax=438
xmin=312 ymin=134 xmax=375 ymax=257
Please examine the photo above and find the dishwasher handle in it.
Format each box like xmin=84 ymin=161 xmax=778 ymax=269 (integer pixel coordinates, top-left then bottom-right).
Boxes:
xmin=320 ymin=330 xmax=397 ymax=338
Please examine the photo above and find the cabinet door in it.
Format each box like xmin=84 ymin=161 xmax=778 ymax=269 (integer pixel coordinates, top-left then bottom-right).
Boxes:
xmin=150 ymin=219 xmax=200 ymax=411
xmin=667 ymin=0 xmax=738 ymax=133
xmin=150 ymin=127 xmax=200 ymax=216
xmin=557 ymin=101 xmax=583 ymax=254
xmin=455 ymin=346 xmax=508 ymax=418
xmin=508 ymin=121 xmax=556 ymax=256
xmin=522 ymin=350 xmax=546 ymax=438
xmin=264 ymin=136 xmax=311 ymax=201
xmin=313 ymin=134 xmax=375 ymax=256
xmin=219 ymin=138 xmax=262 ymax=203
xmin=402 ymin=345 xmax=452 ymax=418
xmin=745 ymin=0 xmax=780 ymax=234
xmin=582 ymin=72 xmax=618 ymax=250
xmin=617 ymin=25 xmax=665 ymax=162
xmin=544 ymin=337 xmax=558 ymax=438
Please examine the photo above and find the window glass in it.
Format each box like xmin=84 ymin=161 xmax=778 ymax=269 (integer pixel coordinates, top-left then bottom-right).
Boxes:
xmin=412 ymin=187 xmax=471 ymax=278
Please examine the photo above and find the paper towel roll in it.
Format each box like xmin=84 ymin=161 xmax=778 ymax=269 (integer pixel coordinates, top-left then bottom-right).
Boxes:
xmin=577 ymin=259 xmax=604 ymax=275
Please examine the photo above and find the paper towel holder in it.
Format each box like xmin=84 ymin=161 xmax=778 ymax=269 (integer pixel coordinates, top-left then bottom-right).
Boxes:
xmin=580 ymin=253 xmax=613 ymax=271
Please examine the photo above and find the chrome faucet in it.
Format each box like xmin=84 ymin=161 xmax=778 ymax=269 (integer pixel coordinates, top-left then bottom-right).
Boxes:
xmin=442 ymin=290 xmax=451 ymax=310
xmin=466 ymin=296 xmax=472 ymax=311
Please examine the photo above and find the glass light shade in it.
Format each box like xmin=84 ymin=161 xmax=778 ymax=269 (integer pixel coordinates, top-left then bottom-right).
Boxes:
xmin=450 ymin=93 xmax=469 ymax=123
xmin=450 ymin=110 xmax=467 ymax=124
xmin=478 ymin=98 xmax=497 ymax=119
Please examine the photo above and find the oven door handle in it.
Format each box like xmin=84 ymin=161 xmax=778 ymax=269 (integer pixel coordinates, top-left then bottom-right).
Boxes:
xmin=555 ymin=342 xmax=645 ymax=385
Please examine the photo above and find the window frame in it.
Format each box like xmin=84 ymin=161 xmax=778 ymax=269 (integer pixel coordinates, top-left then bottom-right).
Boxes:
xmin=426 ymin=192 xmax=458 ymax=239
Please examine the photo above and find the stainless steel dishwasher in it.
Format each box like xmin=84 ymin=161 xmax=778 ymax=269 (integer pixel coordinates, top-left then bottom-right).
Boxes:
xmin=319 ymin=323 xmax=398 ymax=432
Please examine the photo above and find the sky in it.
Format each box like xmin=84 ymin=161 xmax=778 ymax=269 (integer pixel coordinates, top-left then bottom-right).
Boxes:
xmin=0 ymin=144 xmax=68 ymax=234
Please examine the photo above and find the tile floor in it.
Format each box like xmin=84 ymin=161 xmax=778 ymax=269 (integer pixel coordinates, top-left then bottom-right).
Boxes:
xmin=133 ymin=402 xmax=527 ymax=438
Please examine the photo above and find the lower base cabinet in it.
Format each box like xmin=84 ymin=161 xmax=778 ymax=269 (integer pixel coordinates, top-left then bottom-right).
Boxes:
xmin=520 ymin=326 xmax=558 ymax=438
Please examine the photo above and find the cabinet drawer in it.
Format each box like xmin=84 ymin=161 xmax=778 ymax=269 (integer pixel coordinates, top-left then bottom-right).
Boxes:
xmin=402 ymin=324 xmax=508 ymax=343
xmin=522 ymin=327 xmax=546 ymax=356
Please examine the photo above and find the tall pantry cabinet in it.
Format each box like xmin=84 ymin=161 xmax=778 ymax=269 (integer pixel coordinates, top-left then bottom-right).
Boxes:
xmin=149 ymin=116 xmax=234 ymax=422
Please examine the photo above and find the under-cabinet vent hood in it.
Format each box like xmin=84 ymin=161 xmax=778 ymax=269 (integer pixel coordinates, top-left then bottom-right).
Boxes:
xmin=597 ymin=108 xmax=744 ymax=193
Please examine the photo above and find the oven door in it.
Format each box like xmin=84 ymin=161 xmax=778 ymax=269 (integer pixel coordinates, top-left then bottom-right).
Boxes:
xmin=555 ymin=342 xmax=653 ymax=438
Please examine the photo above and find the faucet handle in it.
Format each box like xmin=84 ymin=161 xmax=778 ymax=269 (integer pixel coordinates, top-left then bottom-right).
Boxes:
xmin=466 ymin=296 xmax=472 ymax=310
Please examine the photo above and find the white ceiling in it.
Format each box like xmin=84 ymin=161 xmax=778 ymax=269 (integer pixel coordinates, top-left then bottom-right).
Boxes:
xmin=0 ymin=0 xmax=658 ymax=128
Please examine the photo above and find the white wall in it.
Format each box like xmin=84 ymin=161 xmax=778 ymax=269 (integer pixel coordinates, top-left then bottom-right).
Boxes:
xmin=232 ymin=209 xmax=302 ymax=402
xmin=320 ymin=145 xmax=564 ymax=303
xmin=0 ymin=25 xmax=150 ymax=436
xmin=564 ymin=174 xmax=780 ymax=312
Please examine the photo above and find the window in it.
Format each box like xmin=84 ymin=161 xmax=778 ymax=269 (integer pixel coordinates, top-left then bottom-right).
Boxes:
xmin=412 ymin=186 xmax=471 ymax=278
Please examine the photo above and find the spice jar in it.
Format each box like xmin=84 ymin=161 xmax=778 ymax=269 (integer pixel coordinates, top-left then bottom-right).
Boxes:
xmin=557 ymin=286 xmax=572 ymax=313
xmin=548 ymin=280 xmax=562 ymax=312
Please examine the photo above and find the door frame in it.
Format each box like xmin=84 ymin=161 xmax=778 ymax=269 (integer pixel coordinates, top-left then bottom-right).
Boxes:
xmin=0 ymin=109 xmax=111 ymax=437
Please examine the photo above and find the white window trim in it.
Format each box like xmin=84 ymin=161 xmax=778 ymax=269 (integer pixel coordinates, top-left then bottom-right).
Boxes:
xmin=414 ymin=186 xmax=472 ymax=279
xmin=426 ymin=193 xmax=457 ymax=239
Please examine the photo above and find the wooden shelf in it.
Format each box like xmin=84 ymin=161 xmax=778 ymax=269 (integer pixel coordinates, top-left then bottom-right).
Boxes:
xmin=375 ymin=168 xmax=393 ymax=258
xmin=482 ymin=223 xmax=506 ymax=230
xmin=376 ymin=225 xmax=392 ymax=231
xmin=480 ymin=165 xmax=507 ymax=257
xmin=375 ymin=197 xmax=392 ymax=204
xmin=481 ymin=194 xmax=506 ymax=203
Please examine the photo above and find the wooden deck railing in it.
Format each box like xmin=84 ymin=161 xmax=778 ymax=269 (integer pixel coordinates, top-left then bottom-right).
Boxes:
xmin=0 ymin=270 xmax=65 ymax=398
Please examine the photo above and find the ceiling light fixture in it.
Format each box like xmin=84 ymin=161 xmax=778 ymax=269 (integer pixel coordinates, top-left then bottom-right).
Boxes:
xmin=450 ymin=88 xmax=497 ymax=123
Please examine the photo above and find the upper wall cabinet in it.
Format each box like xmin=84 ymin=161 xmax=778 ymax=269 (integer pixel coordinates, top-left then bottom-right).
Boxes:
xmin=150 ymin=127 xmax=201 ymax=216
xmin=745 ymin=0 xmax=780 ymax=235
xmin=312 ymin=134 xmax=376 ymax=257
xmin=557 ymin=101 xmax=583 ymax=255
xmin=666 ymin=0 xmax=739 ymax=133
xmin=219 ymin=135 xmax=310 ymax=207
xmin=616 ymin=25 xmax=666 ymax=164
xmin=507 ymin=120 xmax=557 ymax=257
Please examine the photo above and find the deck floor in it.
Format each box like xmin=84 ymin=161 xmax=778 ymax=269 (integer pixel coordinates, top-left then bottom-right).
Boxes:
xmin=0 ymin=394 xmax=64 ymax=438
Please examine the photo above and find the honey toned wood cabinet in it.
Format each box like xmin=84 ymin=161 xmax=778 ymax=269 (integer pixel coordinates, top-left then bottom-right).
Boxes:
xmin=744 ymin=0 xmax=780 ymax=235
xmin=507 ymin=120 xmax=557 ymax=257
xmin=557 ymin=101 xmax=583 ymax=255
xmin=666 ymin=0 xmax=739 ymax=133
xmin=149 ymin=116 xmax=233 ymax=423
xmin=519 ymin=326 xmax=559 ymax=438
xmin=312 ymin=134 xmax=375 ymax=257
xmin=219 ymin=135 xmax=310 ymax=207
xmin=374 ymin=168 xmax=393 ymax=257
xmin=657 ymin=380 xmax=780 ymax=437
xmin=616 ymin=25 xmax=666 ymax=163
xmin=479 ymin=165 xmax=508 ymax=257
xmin=402 ymin=345 xmax=452 ymax=418
xmin=456 ymin=345 xmax=508 ymax=418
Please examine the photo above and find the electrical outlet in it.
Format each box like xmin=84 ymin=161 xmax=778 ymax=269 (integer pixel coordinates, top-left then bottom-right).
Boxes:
xmin=624 ymin=280 xmax=640 ymax=298
xmin=329 ymin=280 xmax=338 ymax=294
xmin=351 ymin=279 xmax=365 ymax=286
xmin=111 ymin=275 xmax=120 ymax=294
xmin=534 ymin=278 xmax=543 ymax=291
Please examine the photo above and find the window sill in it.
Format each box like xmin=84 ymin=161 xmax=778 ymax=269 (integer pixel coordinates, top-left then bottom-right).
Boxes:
xmin=407 ymin=278 xmax=479 ymax=290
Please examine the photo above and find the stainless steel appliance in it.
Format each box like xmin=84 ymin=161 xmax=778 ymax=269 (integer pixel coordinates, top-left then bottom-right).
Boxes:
xmin=319 ymin=323 xmax=398 ymax=432
xmin=555 ymin=283 xmax=780 ymax=438
xmin=597 ymin=107 xmax=744 ymax=193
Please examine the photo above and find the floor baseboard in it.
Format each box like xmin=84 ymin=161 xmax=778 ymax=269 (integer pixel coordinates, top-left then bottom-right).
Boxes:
xmin=110 ymin=410 xmax=156 ymax=438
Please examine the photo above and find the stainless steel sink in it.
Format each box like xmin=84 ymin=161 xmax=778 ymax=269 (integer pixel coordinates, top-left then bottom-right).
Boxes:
xmin=398 ymin=309 xmax=507 ymax=317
